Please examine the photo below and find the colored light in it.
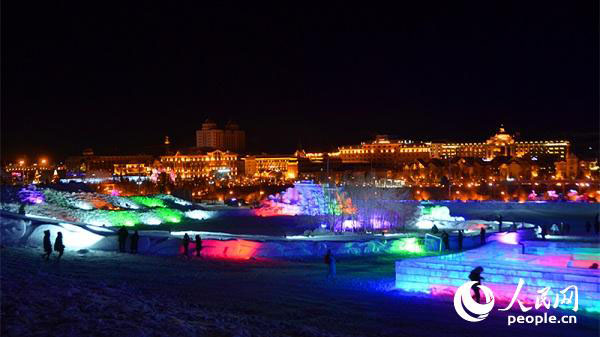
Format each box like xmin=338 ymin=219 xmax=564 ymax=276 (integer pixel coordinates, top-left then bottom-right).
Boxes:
xmin=185 ymin=210 xmax=212 ymax=220
xmin=187 ymin=239 xmax=262 ymax=260
xmin=390 ymin=237 xmax=424 ymax=254
xmin=496 ymin=232 xmax=519 ymax=245
xmin=154 ymin=208 xmax=183 ymax=223
xmin=129 ymin=196 xmax=167 ymax=208
xmin=108 ymin=211 xmax=140 ymax=227
xmin=18 ymin=187 xmax=45 ymax=205
xmin=74 ymin=201 xmax=94 ymax=210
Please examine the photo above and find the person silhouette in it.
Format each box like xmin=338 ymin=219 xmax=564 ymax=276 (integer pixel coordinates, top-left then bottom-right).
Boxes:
xmin=480 ymin=227 xmax=486 ymax=245
xmin=442 ymin=231 xmax=449 ymax=250
xmin=130 ymin=230 xmax=139 ymax=254
xmin=325 ymin=249 xmax=336 ymax=279
xmin=541 ymin=225 xmax=548 ymax=240
xmin=497 ymin=215 xmax=503 ymax=232
xmin=457 ymin=230 xmax=464 ymax=251
xmin=42 ymin=230 xmax=52 ymax=261
xmin=469 ymin=266 xmax=485 ymax=303
xmin=182 ymin=233 xmax=190 ymax=257
xmin=54 ymin=232 xmax=65 ymax=260
xmin=195 ymin=234 xmax=202 ymax=257
xmin=117 ymin=226 xmax=128 ymax=252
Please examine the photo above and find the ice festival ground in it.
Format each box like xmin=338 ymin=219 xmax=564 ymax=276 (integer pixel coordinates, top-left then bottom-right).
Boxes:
xmin=2 ymin=245 xmax=599 ymax=337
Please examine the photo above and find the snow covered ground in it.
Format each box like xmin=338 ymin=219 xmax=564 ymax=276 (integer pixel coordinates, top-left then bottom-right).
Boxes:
xmin=2 ymin=246 xmax=599 ymax=337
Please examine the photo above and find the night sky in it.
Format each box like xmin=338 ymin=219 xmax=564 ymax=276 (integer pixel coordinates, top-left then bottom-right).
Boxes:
xmin=2 ymin=2 xmax=598 ymax=162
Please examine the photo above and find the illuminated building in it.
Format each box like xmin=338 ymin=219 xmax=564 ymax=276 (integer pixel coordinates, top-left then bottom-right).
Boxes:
xmin=160 ymin=149 xmax=238 ymax=179
xmin=113 ymin=163 xmax=151 ymax=176
xmin=339 ymin=135 xmax=431 ymax=167
xmin=196 ymin=119 xmax=245 ymax=152
xmin=196 ymin=119 xmax=223 ymax=149
xmin=554 ymin=153 xmax=591 ymax=180
xmin=223 ymin=121 xmax=246 ymax=153
xmin=243 ymin=155 xmax=298 ymax=180
xmin=430 ymin=127 xmax=570 ymax=161
xmin=337 ymin=128 xmax=570 ymax=168
xmin=65 ymin=150 xmax=154 ymax=177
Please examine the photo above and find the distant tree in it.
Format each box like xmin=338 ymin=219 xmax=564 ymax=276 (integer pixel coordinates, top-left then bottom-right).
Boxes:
xmin=345 ymin=186 xmax=418 ymax=232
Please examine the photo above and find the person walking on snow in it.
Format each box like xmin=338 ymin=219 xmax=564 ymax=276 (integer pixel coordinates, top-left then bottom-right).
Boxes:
xmin=117 ymin=226 xmax=128 ymax=252
xmin=541 ymin=225 xmax=548 ymax=240
xmin=130 ymin=230 xmax=139 ymax=254
xmin=497 ymin=215 xmax=503 ymax=232
xmin=195 ymin=234 xmax=202 ymax=257
xmin=42 ymin=230 xmax=52 ymax=261
xmin=480 ymin=227 xmax=486 ymax=245
xmin=325 ymin=249 xmax=336 ymax=279
xmin=442 ymin=231 xmax=449 ymax=250
xmin=182 ymin=233 xmax=190 ymax=257
xmin=54 ymin=232 xmax=65 ymax=260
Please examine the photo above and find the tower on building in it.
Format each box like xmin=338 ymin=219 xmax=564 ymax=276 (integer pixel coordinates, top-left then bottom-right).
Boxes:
xmin=164 ymin=136 xmax=171 ymax=154
xmin=196 ymin=118 xmax=245 ymax=152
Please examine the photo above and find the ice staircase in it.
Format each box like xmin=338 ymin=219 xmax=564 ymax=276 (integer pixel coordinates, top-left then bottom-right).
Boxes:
xmin=395 ymin=242 xmax=600 ymax=312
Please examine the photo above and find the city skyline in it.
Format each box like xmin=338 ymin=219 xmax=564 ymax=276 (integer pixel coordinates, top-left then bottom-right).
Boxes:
xmin=1 ymin=123 xmax=594 ymax=164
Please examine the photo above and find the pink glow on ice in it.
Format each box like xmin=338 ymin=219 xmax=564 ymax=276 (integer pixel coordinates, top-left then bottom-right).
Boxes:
xmin=253 ymin=200 xmax=300 ymax=216
xmin=532 ymin=255 xmax=572 ymax=268
xmin=183 ymin=240 xmax=263 ymax=260
xmin=496 ymin=232 xmax=519 ymax=245
xmin=467 ymin=223 xmax=487 ymax=231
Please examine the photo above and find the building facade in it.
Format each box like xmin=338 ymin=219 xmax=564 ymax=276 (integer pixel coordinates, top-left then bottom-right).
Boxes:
xmin=160 ymin=149 xmax=238 ymax=179
xmin=196 ymin=119 xmax=245 ymax=152
xmin=430 ymin=127 xmax=569 ymax=161
xmin=337 ymin=128 xmax=570 ymax=166
xmin=243 ymin=155 xmax=298 ymax=180
xmin=65 ymin=150 xmax=154 ymax=177
xmin=339 ymin=135 xmax=431 ymax=167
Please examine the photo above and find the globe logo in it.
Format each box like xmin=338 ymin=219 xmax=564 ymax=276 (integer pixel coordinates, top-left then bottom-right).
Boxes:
xmin=453 ymin=281 xmax=495 ymax=322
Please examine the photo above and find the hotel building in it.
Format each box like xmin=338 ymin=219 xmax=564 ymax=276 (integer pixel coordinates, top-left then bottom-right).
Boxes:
xmin=337 ymin=128 xmax=570 ymax=166
xmin=160 ymin=149 xmax=238 ymax=179
xmin=430 ymin=127 xmax=569 ymax=160
xmin=243 ymin=155 xmax=299 ymax=180
xmin=196 ymin=119 xmax=246 ymax=153
xmin=65 ymin=150 xmax=154 ymax=177
xmin=339 ymin=135 xmax=431 ymax=167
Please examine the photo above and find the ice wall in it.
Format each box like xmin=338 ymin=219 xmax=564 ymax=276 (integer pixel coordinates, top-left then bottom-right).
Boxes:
xmin=395 ymin=242 xmax=600 ymax=313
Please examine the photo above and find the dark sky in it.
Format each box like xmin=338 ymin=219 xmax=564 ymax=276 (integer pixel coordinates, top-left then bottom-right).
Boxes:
xmin=2 ymin=2 xmax=598 ymax=162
